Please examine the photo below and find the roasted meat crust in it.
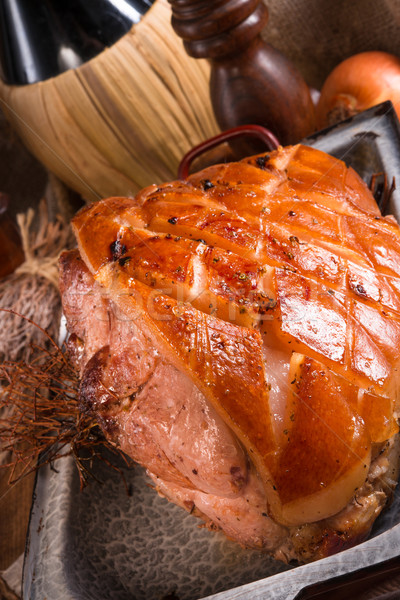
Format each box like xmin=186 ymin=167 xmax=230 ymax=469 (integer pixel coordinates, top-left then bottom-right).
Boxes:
xmin=60 ymin=144 xmax=400 ymax=562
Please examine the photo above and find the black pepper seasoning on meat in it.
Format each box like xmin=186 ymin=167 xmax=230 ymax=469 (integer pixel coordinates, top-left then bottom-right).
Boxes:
xmin=256 ymin=155 xmax=270 ymax=169
xmin=119 ymin=256 xmax=131 ymax=266
xmin=201 ymin=179 xmax=214 ymax=190
xmin=110 ymin=240 xmax=127 ymax=261
xmin=355 ymin=284 xmax=367 ymax=297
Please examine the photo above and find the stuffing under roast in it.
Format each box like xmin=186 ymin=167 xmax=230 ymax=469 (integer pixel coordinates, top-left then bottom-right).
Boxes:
xmin=59 ymin=144 xmax=400 ymax=563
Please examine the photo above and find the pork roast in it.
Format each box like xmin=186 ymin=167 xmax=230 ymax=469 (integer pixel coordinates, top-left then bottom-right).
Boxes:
xmin=60 ymin=144 xmax=400 ymax=563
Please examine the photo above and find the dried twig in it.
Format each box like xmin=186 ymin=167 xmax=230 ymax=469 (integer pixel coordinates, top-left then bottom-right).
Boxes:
xmin=0 ymin=330 xmax=130 ymax=491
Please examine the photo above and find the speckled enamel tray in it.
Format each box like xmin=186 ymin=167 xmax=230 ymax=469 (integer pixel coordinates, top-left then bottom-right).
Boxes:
xmin=21 ymin=450 xmax=400 ymax=600
xmin=23 ymin=102 xmax=400 ymax=600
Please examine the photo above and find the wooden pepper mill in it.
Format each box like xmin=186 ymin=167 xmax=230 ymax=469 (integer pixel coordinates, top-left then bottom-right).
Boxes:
xmin=168 ymin=0 xmax=315 ymax=145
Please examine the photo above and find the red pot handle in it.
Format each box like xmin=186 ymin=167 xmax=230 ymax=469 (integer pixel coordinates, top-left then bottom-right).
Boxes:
xmin=178 ymin=124 xmax=280 ymax=180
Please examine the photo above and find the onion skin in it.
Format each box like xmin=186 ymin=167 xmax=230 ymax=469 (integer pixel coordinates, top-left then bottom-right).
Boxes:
xmin=316 ymin=51 xmax=400 ymax=129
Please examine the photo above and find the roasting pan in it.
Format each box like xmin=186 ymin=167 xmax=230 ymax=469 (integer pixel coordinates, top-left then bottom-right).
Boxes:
xmin=23 ymin=101 xmax=400 ymax=600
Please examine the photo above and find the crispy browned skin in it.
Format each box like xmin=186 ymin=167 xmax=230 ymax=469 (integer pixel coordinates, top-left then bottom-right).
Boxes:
xmin=61 ymin=144 xmax=400 ymax=560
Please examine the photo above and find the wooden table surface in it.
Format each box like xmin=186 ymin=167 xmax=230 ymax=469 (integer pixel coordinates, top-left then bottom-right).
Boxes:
xmin=0 ymin=468 xmax=35 ymax=571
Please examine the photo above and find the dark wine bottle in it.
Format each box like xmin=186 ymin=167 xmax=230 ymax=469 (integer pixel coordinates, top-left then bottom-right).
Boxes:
xmin=0 ymin=0 xmax=155 ymax=85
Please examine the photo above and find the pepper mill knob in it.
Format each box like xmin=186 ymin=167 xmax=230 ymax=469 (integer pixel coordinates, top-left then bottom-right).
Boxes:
xmin=169 ymin=0 xmax=315 ymax=145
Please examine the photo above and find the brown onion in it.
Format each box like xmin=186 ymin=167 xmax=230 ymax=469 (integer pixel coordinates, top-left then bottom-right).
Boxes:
xmin=316 ymin=51 xmax=400 ymax=129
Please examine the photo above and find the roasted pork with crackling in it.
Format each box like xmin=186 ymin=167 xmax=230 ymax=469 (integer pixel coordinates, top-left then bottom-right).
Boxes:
xmin=60 ymin=144 xmax=400 ymax=563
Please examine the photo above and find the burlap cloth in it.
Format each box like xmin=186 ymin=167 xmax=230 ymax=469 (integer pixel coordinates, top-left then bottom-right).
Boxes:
xmin=265 ymin=0 xmax=400 ymax=90
xmin=1 ymin=1 xmax=400 ymax=598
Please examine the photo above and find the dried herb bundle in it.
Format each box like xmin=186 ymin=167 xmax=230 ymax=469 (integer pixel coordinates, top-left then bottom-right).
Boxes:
xmin=0 ymin=315 xmax=130 ymax=491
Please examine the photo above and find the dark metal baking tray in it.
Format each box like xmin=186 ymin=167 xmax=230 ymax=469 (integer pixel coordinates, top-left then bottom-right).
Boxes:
xmin=303 ymin=100 xmax=400 ymax=219
xmin=23 ymin=101 xmax=400 ymax=600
